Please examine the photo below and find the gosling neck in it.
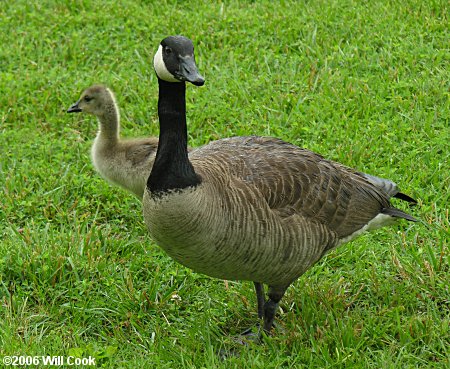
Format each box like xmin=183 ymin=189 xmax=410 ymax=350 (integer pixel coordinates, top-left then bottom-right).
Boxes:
xmin=96 ymin=101 xmax=120 ymax=144
xmin=147 ymin=78 xmax=201 ymax=193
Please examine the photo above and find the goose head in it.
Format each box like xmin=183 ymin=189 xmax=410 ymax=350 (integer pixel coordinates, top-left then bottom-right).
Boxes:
xmin=154 ymin=35 xmax=205 ymax=86
xmin=67 ymin=85 xmax=117 ymax=117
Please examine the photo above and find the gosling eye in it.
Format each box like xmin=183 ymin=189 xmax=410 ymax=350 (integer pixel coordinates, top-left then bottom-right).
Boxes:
xmin=83 ymin=95 xmax=93 ymax=102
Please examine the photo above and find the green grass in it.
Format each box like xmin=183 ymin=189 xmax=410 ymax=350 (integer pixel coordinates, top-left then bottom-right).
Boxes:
xmin=0 ymin=0 xmax=448 ymax=367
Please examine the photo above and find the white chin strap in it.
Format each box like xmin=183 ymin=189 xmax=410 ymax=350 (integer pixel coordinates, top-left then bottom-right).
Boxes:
xmin=154 ymin=45 xmax=179 ymax=82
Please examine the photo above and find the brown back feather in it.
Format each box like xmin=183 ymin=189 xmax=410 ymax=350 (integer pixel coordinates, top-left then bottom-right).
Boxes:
xmin=190 ymin=136 xmax=393 ymax=239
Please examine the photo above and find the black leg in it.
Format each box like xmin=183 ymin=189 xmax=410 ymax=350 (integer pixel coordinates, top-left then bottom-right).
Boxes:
xmin=240 ymin=282 xmax=265 ymax=337
xmin=263 ymin=285 xmax=287 ymax=333
xmin=254 ymin=282 xmax=265 ymax=319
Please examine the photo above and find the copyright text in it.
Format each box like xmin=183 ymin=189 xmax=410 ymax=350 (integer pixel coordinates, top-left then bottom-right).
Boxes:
xmin=2 ymin=355 xmax=96 ymax=366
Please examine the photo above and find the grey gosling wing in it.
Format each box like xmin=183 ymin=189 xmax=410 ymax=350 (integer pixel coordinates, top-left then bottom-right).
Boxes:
xmin=143 ymin=36 xmax=417 ymax=335
xmin=125 ymin=138 xmax=159 ymax=166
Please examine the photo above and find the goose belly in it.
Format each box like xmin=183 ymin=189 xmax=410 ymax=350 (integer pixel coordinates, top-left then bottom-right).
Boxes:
xmin=143 ymin=187 xmax=339 ymax=286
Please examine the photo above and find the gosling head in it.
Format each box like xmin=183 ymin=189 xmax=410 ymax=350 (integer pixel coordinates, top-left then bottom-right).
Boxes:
xmin=67 ymin=85 xmax=117 ymax=116
xmin=153 ymin=35 xmax=205 ymax=86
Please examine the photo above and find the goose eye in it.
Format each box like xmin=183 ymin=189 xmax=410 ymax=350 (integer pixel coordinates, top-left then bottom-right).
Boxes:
xmin=84 ymin=95 xmax=93 ymax=102
xmin=164 ymin=47 xmax=172 ymax=54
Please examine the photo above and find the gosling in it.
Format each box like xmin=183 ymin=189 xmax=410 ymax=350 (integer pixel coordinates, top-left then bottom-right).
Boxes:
xmin=67 ymin=85 xmax=158 ymax=198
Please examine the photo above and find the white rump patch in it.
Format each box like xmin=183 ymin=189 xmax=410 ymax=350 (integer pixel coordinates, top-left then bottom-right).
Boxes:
xmin=338 ymin=213 xmax=397 ymax=246
xmin=153 ymin=45 xmax=179 ymax=82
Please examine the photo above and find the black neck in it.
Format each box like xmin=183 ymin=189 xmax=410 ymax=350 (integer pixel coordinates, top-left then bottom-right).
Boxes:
xmin=147 ymin=79 xmax=201 ymax=193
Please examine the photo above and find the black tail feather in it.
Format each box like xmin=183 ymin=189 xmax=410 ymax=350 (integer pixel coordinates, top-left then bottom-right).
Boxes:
xmin=394 ymin=192 xmax=417 ymax=205
xmin=382 ymin=207 xmax=418 ymax=222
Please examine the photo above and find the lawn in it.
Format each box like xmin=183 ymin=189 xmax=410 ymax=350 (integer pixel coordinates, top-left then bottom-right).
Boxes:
xmin=0 ymin=0 xmax=448 ymax=367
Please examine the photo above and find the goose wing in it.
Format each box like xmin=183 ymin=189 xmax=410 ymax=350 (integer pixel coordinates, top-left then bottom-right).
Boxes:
xmin=190 ymin=136 xmax=401 ymax=239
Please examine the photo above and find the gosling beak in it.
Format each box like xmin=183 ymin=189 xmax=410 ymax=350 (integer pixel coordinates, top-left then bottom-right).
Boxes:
xmin=176 ymin=55 xmax=205 ymax=86
xmin=67 ymin=101 xmax=82 ymax=113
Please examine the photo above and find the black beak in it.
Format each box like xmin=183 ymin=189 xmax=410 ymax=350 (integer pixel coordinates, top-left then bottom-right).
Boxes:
xmin=67 ymin=101 xmax=82 ymax=113
xmin=176 ymin=55 xmax=205 ymax=86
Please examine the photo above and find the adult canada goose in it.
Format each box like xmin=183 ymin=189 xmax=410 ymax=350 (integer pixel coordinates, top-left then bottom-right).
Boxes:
xmin=143 ymin=35 xmax=417 ymax=334
xmin=67 ymin=85 xmax=158 ymax=198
